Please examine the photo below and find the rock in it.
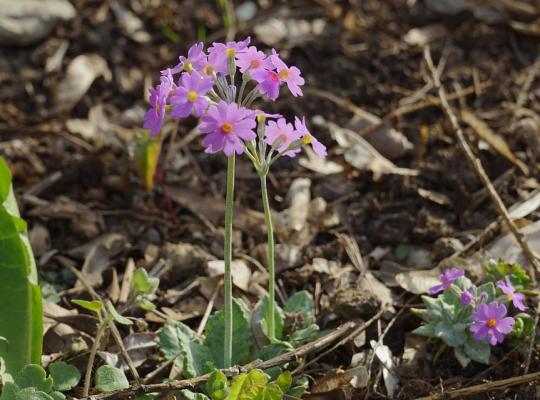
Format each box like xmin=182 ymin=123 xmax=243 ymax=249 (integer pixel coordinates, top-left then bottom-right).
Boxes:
xmin=0 ymin=0 xmax=75 ymax=46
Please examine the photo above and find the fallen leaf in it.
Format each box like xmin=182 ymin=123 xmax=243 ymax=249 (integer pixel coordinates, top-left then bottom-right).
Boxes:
xmin=55 ymin=54 xmax=112 ymax=110
xmin=111 ymin=2 xmax=150 ymax=43
xmin=207 ymin=260 xmax=251 ymax=291
xmin=395 ymin=268 xmax=440 ymax=295
xmin=370 ymin=340 xmax=399 ymax=397
xmin=461 ymin=110 xmax=529 ymax=175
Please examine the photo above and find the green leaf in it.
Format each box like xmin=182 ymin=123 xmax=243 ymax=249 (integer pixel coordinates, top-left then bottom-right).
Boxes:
xmin=453 ymin=347 xmax=471 ymax=368
xmin=132 ymin=269 xmax=159 ymax=296
xmin=284 ymin=291 xmax=314 ymax=328
xmin=253 ymin=383 xmax=282 ymax=400
xmin=106 ymin=301 xmax=132 ymax=326
xmin=287 ymin=376 xmax=309 ymax=398
xmin=94 ymin=365 xmax=129 ymax=392
xmin=0 ymin=157 xmax=43 ymax=376
xmin=421 ymin=296 xmax=442 ymax=320
xmin=485 ymin=259 xmax=532 ymax=289
xmin=205 ymin=299 xmax=253 ymax=368
xmin=48 ymin=362 xmax=81 ymax=391
xmin=515 ymin=313 xmax=535 ymax=337
xmin=434 ymin=322 xmax=466 ymax=347
xmin=134 ymin=134 xmax=161 ymax=191
xmin=289 ymin=324 xmax=320 ymax=346
xmin=477 ymin=282 xmax=496 ymax=303
xmin=275 ymin=371 xmax=292 ymax=392
xmin=16 ymin=365 xmax=53 ymax=393
xmin=0 ymin=382 xmax=20 ymax=400
xmin=134 ymin=394 xmax=158 ymax=400
xmin=226 ymin=370 xmax=267 ymax=400
xmin=464 ymin=338 xmax=490 ymax=365
xmin=71 ymin=300 xmax=103 ymax=314
xmin=0 ymin=159 xmax=11 ymax=202
xmin=179 ymin=390 xmax=211 ymax=400
xmin=255 ymin=344 xmax=288 ymax=361
xmin=159 ymin=320 xmax=214 ymax=378
xmin=14 ymin=388 xmax=53 ymax=400
xmin=50 ymin=392 xmax=66 ymax=400
xmin=207 ymin=370 xmax=228 ymax=399
xmin=412 ymin=323 xmax=435 ymax=338
xmin=135 ymin=297 xmax=156 ymax=311
xmin=260 ymin=295 xmax=284 ymax=341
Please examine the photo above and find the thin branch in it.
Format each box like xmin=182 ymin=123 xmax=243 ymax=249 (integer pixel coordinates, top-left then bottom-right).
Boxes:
xmin=78 ymin=321 xmax=357 ymax=400
xmin=57 ymin=256 xmax=141 ymax=384
xmin=423 ymin=46 xmax=540 ymax=276
xmin=416 ymin=370 xmax=540 ymax=400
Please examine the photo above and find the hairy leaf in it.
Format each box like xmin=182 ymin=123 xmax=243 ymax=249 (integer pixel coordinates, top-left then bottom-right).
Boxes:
xmin=106 ymin=301 xmax=132 ymax=326
xmin=284 ymin=291 xmax=314 ymax=328
xmin=15 ymin=365 xmax=52 ymax=393
xmin=226 ymin=370 xmax=268 ymax=400
xmin=132 ymin=269 xmax=159 ymax=296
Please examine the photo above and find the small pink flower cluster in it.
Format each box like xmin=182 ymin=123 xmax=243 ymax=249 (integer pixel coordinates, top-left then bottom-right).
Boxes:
xmin=143 ymin=38 xmax=326 ymax=159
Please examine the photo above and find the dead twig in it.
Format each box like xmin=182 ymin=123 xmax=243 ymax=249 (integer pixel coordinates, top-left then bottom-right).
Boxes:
xmin=415 ymin=370 xmax=540 ymax=400
xmin=423 ymin=46 xmax=540 ymax=276
xmin=57 ymin=256 xmax=142 ymax=385
xmin=78 ymin=321 xmax=358 ymax=400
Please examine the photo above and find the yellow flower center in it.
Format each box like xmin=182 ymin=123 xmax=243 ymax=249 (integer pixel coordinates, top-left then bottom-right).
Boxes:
xmin=278 ymin=68 xmax=290 ymax=79
xmin=256 ymin=114 xmax=266 ymax=124
xmin=506 ymin=294 xmax=513 ymax=301
xmin=226 ymin=48 xmax=235 ymax=58
xmin=250 ymin=59 xmax=261 ymax=68
xmin=187 ymin=90 xmax=197 ymax=103
xmin=203 ymin=64 xmax=214 ymax=75
xmin=487 ymin=319 xmax=497 ymax=328
xmin=221 ymin=122 xmax=233 ymax=134
xmin=183 ymin=61 xmax=193 ymax=72
xmin=303 ymin=135 xmax=312 ymax=145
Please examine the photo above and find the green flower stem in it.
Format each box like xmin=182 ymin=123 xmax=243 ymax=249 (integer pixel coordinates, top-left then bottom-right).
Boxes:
xmin=223 ymin=154 xmax=235 ymax=367
xmin=260 ymin=173 xmax=276 ymax=340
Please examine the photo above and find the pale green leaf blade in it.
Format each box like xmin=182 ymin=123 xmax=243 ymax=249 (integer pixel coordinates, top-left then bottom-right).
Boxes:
xmin=94 ymin=366 xmax=129 ymax=392
xmin=48 ymin=362 xmax=81 ymax=391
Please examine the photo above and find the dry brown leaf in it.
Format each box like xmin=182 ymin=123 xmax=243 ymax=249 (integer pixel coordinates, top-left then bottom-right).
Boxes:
xmin=55 ymin=54 xmax=112 ymax=110
xmin=311 ymin=367 xmax=368 ymax=393
xmin=461 ymin=110 xmax=529 ymax=175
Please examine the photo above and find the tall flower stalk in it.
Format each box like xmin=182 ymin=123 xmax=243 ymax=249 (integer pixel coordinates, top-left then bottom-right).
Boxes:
xmin=142 ymin=38 xmax=327 ymax=363
xmin=223 ymin=153 xmax=235 ymax=366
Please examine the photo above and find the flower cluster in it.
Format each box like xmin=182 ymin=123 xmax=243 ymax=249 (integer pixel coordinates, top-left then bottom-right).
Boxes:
xmin=143 ymin=38 xmax=325 ymax=159
xmin=413 ymin=266 xmax=532 ymax=367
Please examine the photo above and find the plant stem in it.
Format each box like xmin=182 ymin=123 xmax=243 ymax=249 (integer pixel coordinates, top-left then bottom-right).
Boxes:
xmin=83 ymin=317 xmax=111 ymax=397
xmin=260 ymin=173 xmax=275 ymax=340
xmin=223 ymin=154 xmax=235 ymax=367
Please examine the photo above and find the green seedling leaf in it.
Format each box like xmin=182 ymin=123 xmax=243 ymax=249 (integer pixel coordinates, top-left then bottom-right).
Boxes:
xmin=477 ymin=282 xmax=496 ymax=303
xmin=180 ymin=390 xmax=210 ymax=400
xmin=72 ymin=300 xmax=103 ymax=314
xmin=260 ymin=295 xmax=284 ymax=341
xmin=159 ymin=320 xmax=214 ymax=378
xmin=135 ymin=297 xmax=156 ymax=311
xmin=226 ymin=369 xmax=268 ymax=400
xmin=207 ymin=370 xmax=228 ymax=399
xmin=132 ymin=269 xmax=159 ymax=296
xmin=205 ymin=299 xmax=253 ymax=368
xmin=284 ymin=291 xmax=314 ymax=328
xmin=412 ymin=323 xmax=436 ymax=337
xmin=94 ymin=365 xmax=129 ymax=392
xmin=49 ymin=362 xmax=81 ymax=391
xmin=0 ymin=158 xmax=43 ymax=376
xmin=106 ymin=301 xmax=132 ymax=326
xmin=134 ymin=133 xmax=161 ymax=191
xmin=275 ymin=371 xmax=292 ymax=392
xmin=15 ymin=365 xmax=52 ymax=394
